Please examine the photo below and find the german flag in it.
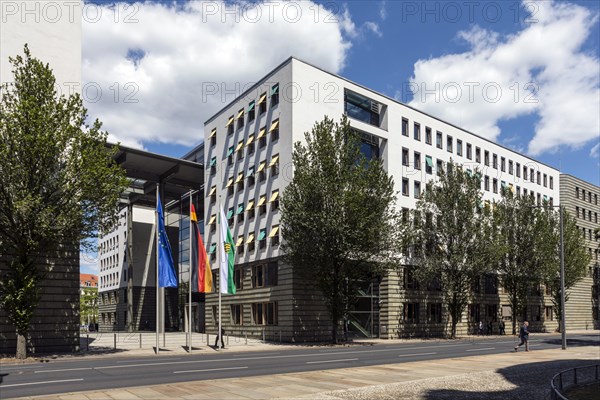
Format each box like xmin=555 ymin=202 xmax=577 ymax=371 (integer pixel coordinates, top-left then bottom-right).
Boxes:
xmin=191 ymin=204 xmax=213 ymax=292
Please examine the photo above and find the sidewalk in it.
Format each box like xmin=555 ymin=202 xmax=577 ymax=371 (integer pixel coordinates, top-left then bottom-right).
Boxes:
xmin=14 ymin=345 xmax=600 ymax=400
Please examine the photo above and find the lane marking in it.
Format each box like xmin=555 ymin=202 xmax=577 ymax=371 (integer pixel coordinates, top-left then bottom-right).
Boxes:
xmin=173 ymin=366 xmax=248 ymax=374
xmin=387 ymin=344 xmax=467 ymax=350
xmin=306 ymin=358 xmax=358 ymax=364
xmin=398 ymin=352 xmax=437 ymax=357
xmin=1 ymin=378 xmax=84 ymax=388
xmin=0 ymin=366 xmax=42 ymax=371
xmin=117 ymin=358 xmax=181 ymax=363
xmin=466 ymin=347 xmax=495 ymax=352
xmin=35 ymin=367 xmax=92 ymax=373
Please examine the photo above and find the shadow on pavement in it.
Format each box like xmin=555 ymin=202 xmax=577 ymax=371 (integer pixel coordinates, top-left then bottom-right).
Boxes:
xmin=424 ymin=359 xmax=599 ymax=400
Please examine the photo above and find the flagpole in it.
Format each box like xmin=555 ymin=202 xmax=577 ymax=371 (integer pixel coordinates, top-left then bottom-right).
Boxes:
xmin=188 ymin=190 xmax=193 ymax=353
xmin=155 ymin=183 xmax=160 ymax=355
xmin=217 ymin=196 xmax=222 ymax=351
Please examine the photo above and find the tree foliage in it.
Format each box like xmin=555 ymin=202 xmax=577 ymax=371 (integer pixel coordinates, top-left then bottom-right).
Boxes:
xmin=280 ymin=116 xmax=398 ymax=343
xmin=0 ymin=45 xmax=128 ymax=358
xmin=80 ymin=287 xmax=98 ymax=325
xmin=410 ymin=163 xmax=499 ymax=338
xmin=494 ymin=190 xmax=555 ymax=334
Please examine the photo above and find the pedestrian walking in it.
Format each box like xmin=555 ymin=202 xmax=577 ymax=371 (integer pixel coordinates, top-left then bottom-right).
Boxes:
xmin=514 ymin=321 xmax=530 ymax=352
xmin=488 ymin=320 xmax=493 ymax=335
xmin=214 ymin=327 xmax=225 ymax=349
xmin=478 ymin=321 xmax=484 ymax=335
xmin=499 ymin=320 xmax=505 ymax=335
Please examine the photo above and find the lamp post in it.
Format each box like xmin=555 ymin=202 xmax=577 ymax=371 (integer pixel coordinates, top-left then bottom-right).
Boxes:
xmin=558 ymin=205 xmax=566 ymax=350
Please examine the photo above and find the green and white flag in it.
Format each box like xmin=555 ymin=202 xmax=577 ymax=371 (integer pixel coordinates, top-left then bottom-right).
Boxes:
xmin=219 ymin=205 xmax=236 ymax=294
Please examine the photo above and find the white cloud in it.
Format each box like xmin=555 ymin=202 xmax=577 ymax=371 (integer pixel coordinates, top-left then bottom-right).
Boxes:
xmin=83 ymin=1 xmax=357 ymax=148
xmin=379 ymin=1 xmax=387 ymax=21
xmin=80 ymin=250 xmax=98 ymax=273
xmin=406 ymin=0 xmax=599 ymax=156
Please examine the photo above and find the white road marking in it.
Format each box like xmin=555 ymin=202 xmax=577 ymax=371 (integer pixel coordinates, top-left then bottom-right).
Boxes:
xmin=0 ymin=365 xmax=42 ymax=371
xmin=117 ymin=358 xmax=181 ymax=363
xmin=306 ymin=358 xmax=358 ymax=364
xmin=1 ymin=378 xmax=84 ymax=388
xmin=35 ymin=367 xmax=92 ymax=373
xmin=398 ymin=352 xmax=437 ymax=357
xmin=466 ymin=347 xmax=495 ymax=352
xmin=173 ymin=366 xmax=248 ymax=374
xmin=388 ymin=344 xmax=466 ymax=350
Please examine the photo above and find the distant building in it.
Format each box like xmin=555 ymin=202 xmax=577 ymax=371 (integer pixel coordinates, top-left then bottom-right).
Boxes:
xmin=559 ymin=175 xmax=600 ymax=330
xmin=80 ymin=274 xmax=98 ymax=326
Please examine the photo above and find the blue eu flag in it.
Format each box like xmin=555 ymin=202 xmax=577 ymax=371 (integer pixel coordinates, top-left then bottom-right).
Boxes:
xmin=157 ymin=193 xmax=177 ymax=288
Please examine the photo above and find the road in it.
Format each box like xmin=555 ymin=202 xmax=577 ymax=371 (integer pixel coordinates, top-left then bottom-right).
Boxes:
xmin=1 ymin=333 xmax=598 ymax=398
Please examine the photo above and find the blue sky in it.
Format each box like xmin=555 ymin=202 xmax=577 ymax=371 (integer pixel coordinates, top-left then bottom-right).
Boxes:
xmin=81 ymin=0 xmax=599 ymax=273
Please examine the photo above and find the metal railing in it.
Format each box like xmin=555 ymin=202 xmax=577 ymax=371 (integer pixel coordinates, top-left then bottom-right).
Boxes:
xmin=550 ymin=364 xmax=600 ymax=400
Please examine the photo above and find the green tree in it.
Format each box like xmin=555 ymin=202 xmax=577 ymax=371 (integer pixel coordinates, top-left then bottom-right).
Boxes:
xmin=547 ymin=209 xmax=591 ymax=329
xmin=0 ymin=46 xmax=127 ymax=358
xmin=494 ymin=191 xmax=556 ymax=334
xmin=280 ymin=116 xmax=398 ymax=343
xmin=80 ymin=287 xmax=98 ymax=325
xmin=410 ymin=163 xmax=499 ymax=338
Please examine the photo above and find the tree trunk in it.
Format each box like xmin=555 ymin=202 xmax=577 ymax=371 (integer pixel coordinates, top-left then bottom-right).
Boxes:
xmin=16 ymin=333 xmax=27 ymax=359
xmin=331 ymin=316 xmax=338 ymax=344
xmin=451 ymin=320 xmax=457 ymax=339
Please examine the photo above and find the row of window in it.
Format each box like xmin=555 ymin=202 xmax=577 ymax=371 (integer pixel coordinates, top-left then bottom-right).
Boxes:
xmin=577 ymin=226 xmax=599 ymax=243
xmin=206 ymin=225 xmax=280 ymax=261
xmin=208 ymin=83 xmax=279 ymax=149
xmin=403 ymin=303 xmax=555 ymax=324
xmin=99 ymin=273 xmax=120 ymax=288
xmin=207 ymin=189 xmax=279 ymax=228
xmin=209 ymin=119 xmax=280 ymax=169
xmin=575 ymin=206 xmax=598 ymax=223
xmin=99 ymin=254 xmax=119 ymax=272
xmin=214 ymin=301 xmax=278 ymax=326
xmin=208 ymin=154 xmax=280 ymax=200
xmin=575 ymin=186 xmax=598 ymax=205
xmin=401 ymin=118 xmax=554 ymax=188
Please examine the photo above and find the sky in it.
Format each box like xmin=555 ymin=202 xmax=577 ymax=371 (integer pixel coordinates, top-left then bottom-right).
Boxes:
xmin=80 ymin=0 xmax=600 ymax=274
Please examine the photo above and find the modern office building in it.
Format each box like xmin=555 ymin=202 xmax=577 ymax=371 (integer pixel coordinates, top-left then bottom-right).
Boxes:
xmin=80 ymin=274 xmax=98 ymax=326
xmin=559 ymin=175 xmax=600 ymax=330
xmin=202 ymin=57 xmax=565 ymax=340
xmin=97 ymin=145 xmax=204 ymax=333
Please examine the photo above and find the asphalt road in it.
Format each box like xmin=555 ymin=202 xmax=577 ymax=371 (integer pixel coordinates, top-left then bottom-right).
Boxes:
xmin=1 ymin=333 xmax=598 ymax=398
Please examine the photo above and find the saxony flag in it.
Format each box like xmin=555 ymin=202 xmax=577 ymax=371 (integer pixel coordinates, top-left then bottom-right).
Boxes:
xmin=219 ymin=205 xmax=236 ymax=294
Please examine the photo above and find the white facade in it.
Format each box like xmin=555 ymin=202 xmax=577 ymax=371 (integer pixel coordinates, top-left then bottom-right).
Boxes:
xmin=1 ymin=0 xmax=82 ymax=94
xmin=98 ymin=209 xmax=127 ymax=293
xmin=204 ymin=57 xmax=560 ymax=259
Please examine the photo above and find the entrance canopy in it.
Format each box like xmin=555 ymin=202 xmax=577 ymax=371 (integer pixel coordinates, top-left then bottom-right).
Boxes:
xmin=109 ymin=143 xmax=204 ymax=208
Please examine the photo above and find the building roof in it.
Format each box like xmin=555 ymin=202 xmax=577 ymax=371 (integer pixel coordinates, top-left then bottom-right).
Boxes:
xmin=80 ymin=273 xmax=98 ymax=288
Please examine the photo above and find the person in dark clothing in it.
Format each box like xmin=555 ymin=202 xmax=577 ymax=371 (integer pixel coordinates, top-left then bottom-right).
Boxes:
xmin=214 ymin=327 xmax=225 ymax=349
xmin=488 ymin=320 xmax=493 ymax=335
xmin=499 ymin=320 xmax=506 ymax=335
xmin=514 ymin=321 xmax=529 ymax=351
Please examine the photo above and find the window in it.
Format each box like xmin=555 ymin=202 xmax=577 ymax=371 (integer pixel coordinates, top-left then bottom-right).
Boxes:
xmin=414 ymin=181 xmax=421 ymax=199
xmin=492 ymin=154 xmax=497 ymax=169
xmin=466 ymin=143 xmax=472 ymax=159
xmin=493 ymin=178 xmax=498 ymax=193
xmin=270 ymin=83 xmax=279 ymax=106
xmin=236 ymin=140 xmax=244 ymax=161
xmin=545 ymin=306 xmax=553 ymax=321
xmin=484 ymin=151 xmax=489 ymax=166
xmin=252 ymin=262 xmax=278 ymax=288
xmin=252 ymin=302 xmax=277 ymax=325
xmin=227 ymin=145 xmax=234 ymax=165
xmin=436 ymin=159 xmax=443 ymax=176
xmin=402 ymin=147 xmax=409 ymax=166
xmin=227 ymin=207 xmax=234 ymax=226
xmin=258 ymin=126 xmax=267 ymax=148
xmin=246 ymin=134 xmax=255 ymax=156
xmin=456 ymin=139 xmax=463 ymax=156
xmin=402 ymin=118 xmax=409 ymax=136
xmin=236 ymin=203 xmax=245 ymax=223
xmin=258 ymin=228 xmax=267 ymax=249
xmin=258 ymin=92 xmax=267 ymax=114
xmin=236 ymin=108 xmax=244 ymax=130
xmin=269 ymin=154 xmax=279 ymax=176
xmin=425 ymin=127 xmax=432 ymax=144
xmin=269 ymin=225 xmax=280 ymax=246
xmin=530 ymin=169 xmax=535 ymax=182
xmin=484 ymin=176 xmax=490 ymax=191
xmin=231 ymin=304 xmax=243 ymax=325
xmin=414 ymin=122 xmax=421 ymax=141
xmin=404 ymin=303 xmax=420 ymax=323
xmin=543 ymin=174 xmax=547 ymax=187
xmin=234 ymin=268 xmax=243 ymax=290
xmin=427 ymin=303 xmax=442 ymax=323
xmin=208 ymin=185 xmax=216 ymax=204
xmin=402 ymin=178 xmax=409 ymax=196
xmin=258 ymin=194 xmax=267 ymax=215
xmin=246 ymin=232 xmax=255 ymax=252
xmin=523 ymin=166 xmax=527 ymax=180
xmin=247 ymin=166 xmax=255 ymax=186
xmin=404 ymin=266 xmax=419 ymax=290
xmin=475 ymin=147 xmax=481 ymax=163
xmin=516 ymin=162 xmax=521 ymax=178
xmin=484 ymin=274 xmax=498 ymax=294
xmin=226 ymin=115 xmax=234 ymax=135
xmin=501 ymin=157 xmax=505 ymax=172
xmin=226 ymin=176 xmax=234 ymax=196
xmin=236 ymin=235 xmax=244 ymax=256
xmin=359 ymin=132 xmax=380 ymax=160
xmin=468 ymin=304 xmax=480 ymax=322
xmin=209 ymin=128 xmax=216 ymax=147
xmin=436 ymin=131 xmax=442 ymax=148
xmin=447 ymin=135 xmax=453 ymax=153
xmin=508 ymin=160 xmax=513 ymax=175
xmin=269 ymin=119 xmax=279 ymax=141
xmin=537 ymin=171 xmax=541 ymax=185
xmin=270 ymin=189 xmax=279 ymax=211
xmin=247 ymin=101 xmax=255 ymax=122
xmin=257 ymin=160 xmax=266 ymax=182
xmin=575 ymin=187 xmax=579 ymax=198
xmin=344 ymin=89 xmax=381 ymax=127
xmin=210 ymin=156 xmax=217 ymax=175
xmin=414 ymin=151 xmax=421 ymax=170
xmin=425 ymin=155 xmax=433 ymax=174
